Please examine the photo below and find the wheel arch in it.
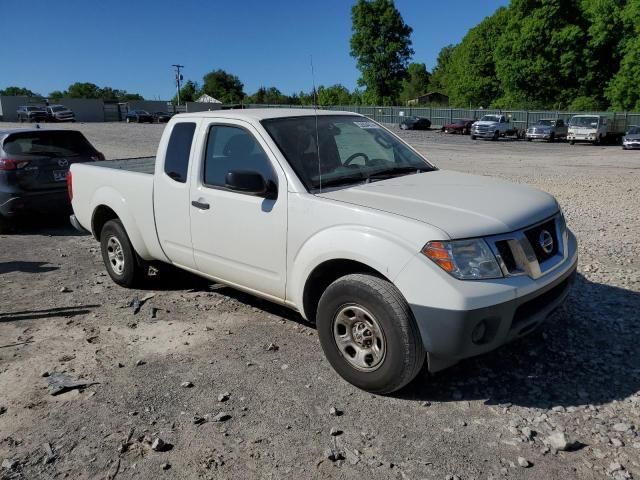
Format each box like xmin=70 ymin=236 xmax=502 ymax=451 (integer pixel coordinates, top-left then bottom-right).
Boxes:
xmin=302 ymin=259 xmax=392 ymax=324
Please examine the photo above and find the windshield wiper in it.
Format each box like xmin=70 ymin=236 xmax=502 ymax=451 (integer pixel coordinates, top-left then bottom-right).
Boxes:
xmin=312 ymin=174 xmax=367 ymax=189
xmin=365 ymin=166 xmax=426 ymax=182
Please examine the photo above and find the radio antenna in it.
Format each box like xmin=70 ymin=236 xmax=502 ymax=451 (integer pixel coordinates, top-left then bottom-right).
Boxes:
xmin=311 ymin=55 xmax=321 ymax=193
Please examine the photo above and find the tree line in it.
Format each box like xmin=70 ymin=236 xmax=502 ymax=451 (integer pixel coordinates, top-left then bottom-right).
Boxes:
xmin=0 ymin=83 xmax=143 ymax=102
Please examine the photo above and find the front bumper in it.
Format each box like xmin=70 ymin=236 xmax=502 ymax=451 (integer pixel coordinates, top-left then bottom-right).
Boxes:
xmin=0 ymin=189 xmax=69 ymax=217
xmin=527 ymin=133 xmax=552 ymax=140
xmin=395 ymin=230 xmax=578 ymax=372
xmin=623 ymin=141 xmax=640 ymax=149
xmin=471 ymin=130 xmax=498 ymax=138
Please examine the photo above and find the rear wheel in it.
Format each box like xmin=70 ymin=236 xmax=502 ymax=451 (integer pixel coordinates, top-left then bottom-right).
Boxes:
xmin=471 ymin=135 xmax=476 ymax=140
xmin=316 ymin=274 xmax=425 ymax=394
xmin=0 ymin=215 xmax=10 ymax=234
xmin=126 ymin=117 xmax=131 ymax=123
xmin=549 ymin=133 xmax=555 ymax=143
xmin=100 ymin=219 xmax=146 ymax=288
xmin=400 ymin=123 xmax=408 ymax=130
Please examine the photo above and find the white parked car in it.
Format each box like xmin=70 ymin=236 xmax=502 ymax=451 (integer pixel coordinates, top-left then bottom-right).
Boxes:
xmin=69 ymin=109 xmax=578 ymax=393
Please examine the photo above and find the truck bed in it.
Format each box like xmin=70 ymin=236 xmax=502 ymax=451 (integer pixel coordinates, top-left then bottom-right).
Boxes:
xmin=93 ymin=157 xmax=155 ymax=174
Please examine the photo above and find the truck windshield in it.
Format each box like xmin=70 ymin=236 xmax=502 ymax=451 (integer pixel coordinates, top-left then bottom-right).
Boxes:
xmin=480 ymin=115 xmax=500 ymax=122
xmin=262 ymin=115 xmax=435 ymax=191
xmin=536 ymin=120 xmax=553 ymax=126
xmin=569 ymin=116 xmax=599 ymax=128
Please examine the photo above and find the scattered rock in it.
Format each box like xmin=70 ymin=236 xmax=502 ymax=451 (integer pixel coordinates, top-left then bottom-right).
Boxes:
xmin=608 ymin=462 xmax=623 ymax=474
xmin=324 ymin=448 xmax=344 ymax=462
xmin=135 ymin=360 xmax=146 ymax=366
xmin=543 ymin=431 xmax=579 ymax=451
xmin=180 ymin=381 xmax=193 ymax=388
xmin=329 ymin=407 xmax=343 ymax=417
xmin=266 ymin=343 xmax=279 ymax=352
xmin=161 ymin=462 xmax=171 ymax=470
xmin=59 ymin=287 xmax=70 ymax=293
xmin=612 ymin=423 xmax=632 ymax=433
xmin=330 ymin=427 xmax=343 ymax=436
xmin=57 ymin=354 xmax=75 ymax=362
xmin=193 ymin=416 xmax=206 ymax=425
xmin=517 ymin=456 xmax=531 ymax=468
xmin=0 ymin=406 xmax=6 ymax=416
xmin=41 ymin=371 xmax=50 ymax=378
xmin=47 ymin=372 xmax=96 ymax=396
xmin=151 ymin=438 xmax=171 ymax=452
xmin=2 ymin=459 xmax=18 ymax=470
xmin=218 ymin=392 xmax=230 ymax=402
xmin=211 ymin=412 xmax=231 ymax=422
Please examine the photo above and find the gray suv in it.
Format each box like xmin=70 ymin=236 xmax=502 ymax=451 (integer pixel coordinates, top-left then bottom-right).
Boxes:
xmin=16 ymin=106 xmax=48 ymax=123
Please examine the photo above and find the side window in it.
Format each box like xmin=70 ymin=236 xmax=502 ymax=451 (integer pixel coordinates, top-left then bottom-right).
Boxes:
xmin=164 ymin=122 xmax=196 ymax=183
xmin=203 ymin=125 xmax=275 ymax=189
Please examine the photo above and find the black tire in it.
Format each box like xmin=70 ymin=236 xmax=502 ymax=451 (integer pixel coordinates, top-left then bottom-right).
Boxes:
xmin=570 ymin=140 xmax=575 ymax=145
xmin=400 ymin=124 xmax=408 ymax=130
xmin=100 ymin=219 xmax=146 ymax=288
xmin=526 ymin=137 xmax=532 ymax=142
xmin=316 ymin=273 xmax=425 ymax=394
xmin=549 ymin=133 xmax=555 ymax=143
xmin=492 ymin=131 xmax=499 ymax=141
xmin=594 ymin=135 xmax=601 ymax=146
xmin=471 ymin=135 xmax=476 ymax=140
xmin=126 ymin=117 xmax=131 ymax=123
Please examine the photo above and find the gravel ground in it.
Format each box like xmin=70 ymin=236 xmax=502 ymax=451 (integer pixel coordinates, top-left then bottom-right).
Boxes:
xmin=0 ymin=121 xmax=639 ymax=480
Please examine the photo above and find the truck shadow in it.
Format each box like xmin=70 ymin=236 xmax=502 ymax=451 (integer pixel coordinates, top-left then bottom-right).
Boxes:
xmin=4 ymin=213 xmax=84 ymax=237
xmin=399 ymin=273 xmax=640 ymax=408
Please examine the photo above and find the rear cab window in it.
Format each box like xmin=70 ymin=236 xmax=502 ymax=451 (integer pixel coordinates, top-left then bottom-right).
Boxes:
xmin=164 ymin=122 xmax=196 ymax=183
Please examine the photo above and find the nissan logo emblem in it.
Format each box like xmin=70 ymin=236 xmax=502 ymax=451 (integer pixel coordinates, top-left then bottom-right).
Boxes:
xmin=538 ymin=230 xmax=554 ymax=254
xmin=57 ymin=158 xmax=69 ymax=167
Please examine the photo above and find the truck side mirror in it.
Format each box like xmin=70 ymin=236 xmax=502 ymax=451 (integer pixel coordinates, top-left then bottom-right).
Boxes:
xmin=225 ymin=170 xmax=275 ymax=198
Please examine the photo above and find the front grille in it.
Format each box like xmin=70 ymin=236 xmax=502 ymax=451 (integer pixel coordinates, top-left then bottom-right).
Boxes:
xmin=524 ymin=219 xmax=558 ymax=262
xmin=495 ymin=240 xmax=516 ymax=271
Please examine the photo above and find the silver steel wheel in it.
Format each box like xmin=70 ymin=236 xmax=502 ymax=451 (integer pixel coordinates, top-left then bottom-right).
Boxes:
xmin=106 ymin=236 xmax=125 ymax=275
xmin=333 ymin=305 xmax=386 ymax=372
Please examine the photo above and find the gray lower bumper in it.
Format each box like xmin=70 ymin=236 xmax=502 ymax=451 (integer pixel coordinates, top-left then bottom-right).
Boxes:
xmin=413 ymin=258 xmax=578 ymax=373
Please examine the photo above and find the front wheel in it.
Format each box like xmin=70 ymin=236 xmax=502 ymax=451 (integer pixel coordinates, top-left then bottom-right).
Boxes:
xmin=100 ymin=219 xmax=146 ymax=288
xmin=569 ymin=140 xmax=575 ymax=145
xmin=492 ymin=131 xmax=499 ymax=141
xmin=470 ymin=134 xmax=476 ymax=140
xmin=125 ymin=117 xmax=131 ymax=123
xmin=400 ymin=124 xmax=408 ymax=130
xmin=316 ymin=274 xmax=425 ymax=394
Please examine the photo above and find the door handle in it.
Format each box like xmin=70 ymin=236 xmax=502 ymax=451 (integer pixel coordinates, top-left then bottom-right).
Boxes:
xmin=191 ymin=200 xmax=210 ymax=210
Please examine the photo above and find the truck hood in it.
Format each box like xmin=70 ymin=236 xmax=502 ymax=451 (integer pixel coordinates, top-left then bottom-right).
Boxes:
xmin=474 ymin=121 xmax=499 ymax=127
xmin=317 ymin=170 xmax=559 ymax=239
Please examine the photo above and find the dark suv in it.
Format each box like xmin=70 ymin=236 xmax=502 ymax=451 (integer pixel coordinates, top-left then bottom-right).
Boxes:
xmin=17 ymin=106 xmax=48 ymax=123
xmin=0 ymin=129 xmax=104 ymax=232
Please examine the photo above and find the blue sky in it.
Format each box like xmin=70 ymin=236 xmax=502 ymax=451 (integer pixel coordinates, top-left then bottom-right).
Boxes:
xmin=2 ymin=0 xmax=508 ymax=99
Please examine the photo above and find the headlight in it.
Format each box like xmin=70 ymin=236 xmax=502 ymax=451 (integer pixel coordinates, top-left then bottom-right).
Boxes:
xmin=421 ymin=239 xmax=503 ymax=280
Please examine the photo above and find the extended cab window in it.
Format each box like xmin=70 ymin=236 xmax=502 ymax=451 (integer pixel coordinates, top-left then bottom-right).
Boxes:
xmin=203 ymin=126 xmax=275 ymax=188
xmin=164 ymin=122 xmax=196 ymax=183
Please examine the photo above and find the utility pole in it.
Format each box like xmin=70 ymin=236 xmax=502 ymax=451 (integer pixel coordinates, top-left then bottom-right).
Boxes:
xmin=172 ymin=64 xmax=184 ymax=105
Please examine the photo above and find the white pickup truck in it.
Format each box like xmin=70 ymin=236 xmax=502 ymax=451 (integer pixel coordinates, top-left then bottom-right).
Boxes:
xmin=69 ymin=109 xmax=578 ymax=394
xmin=470 ymin=114 xmax=520 ymax=140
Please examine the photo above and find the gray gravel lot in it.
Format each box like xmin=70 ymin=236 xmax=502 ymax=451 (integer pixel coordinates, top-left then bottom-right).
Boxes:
xmin=0 ymin=121 xmax=639 ymax=479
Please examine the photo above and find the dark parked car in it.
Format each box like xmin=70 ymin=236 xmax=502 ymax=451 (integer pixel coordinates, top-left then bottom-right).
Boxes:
xmin=125 ymin=110 xmax=153 ymax=123
xmin=442 ymin=119 xmax=474 ymax=135
xmin=153 ymin=111 xmax=172 ymax=123
xmin=17 ymin=106 xmax=48 ymax=123
xmin=622 ymin=125 xmax=640 ymax=150
xmin=46 ymin=105 xmax=75 ymax=122
xmin=0 ymin=129 xmax=104 ymax=232
xmin=399 ymin=116 xmax=431 ymax=130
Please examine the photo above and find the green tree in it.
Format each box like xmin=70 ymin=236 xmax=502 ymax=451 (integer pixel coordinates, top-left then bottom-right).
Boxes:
xmin=606 ymin=0 xmax=640 ymax=110
xmin=317 ymin=84 xmax=353 ymax=105
xmin=444 ymin=8 xmax=508 ymax=108
xmin=399 ymin=63 xmax=431 ymax=104
xmin=201 ymin=69 xmax=245 ymax=104
xmin=0 ymin=86 xmax=38 ymax=96
xmin=429 ymin=45 xmax=456 ymax=94
xmin=350 ymin=0 xmax=414 ymax=104
xmin=48 ymin=90 xmax=66 ymax=100
xmin=173 ymin=80 xmax=200 ymax=104
xmin=494 ymin=0 xmax=587 ymax=108
xmin=247 ymin=86 xmax=290 ymax=104
xmin=66 ymin=82 xmax=103 ymax=99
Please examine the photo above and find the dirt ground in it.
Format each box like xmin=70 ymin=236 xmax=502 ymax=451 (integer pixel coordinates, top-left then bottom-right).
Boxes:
xmin=1 ymin=121 xmax=639 ymax=480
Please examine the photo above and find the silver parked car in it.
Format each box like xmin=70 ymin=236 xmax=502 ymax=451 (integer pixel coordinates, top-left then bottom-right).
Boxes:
xmin=526 ymin=119 xmax=568 ymax=142
xmin=622 ymin=126 xmax=640 ymax=150
xmin=46 ymin=105 xmax=75 ymax=122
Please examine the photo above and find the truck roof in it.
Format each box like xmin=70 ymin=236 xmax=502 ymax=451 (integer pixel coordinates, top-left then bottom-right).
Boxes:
xmin=171 ymin=108 xmax=362 ymax=121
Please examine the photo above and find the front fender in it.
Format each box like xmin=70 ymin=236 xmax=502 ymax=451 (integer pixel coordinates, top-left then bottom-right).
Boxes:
xmin=287 ymin=225 xmax=421 ymax=318
xmin=90 ymin=186 xmax=152 ymax=260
